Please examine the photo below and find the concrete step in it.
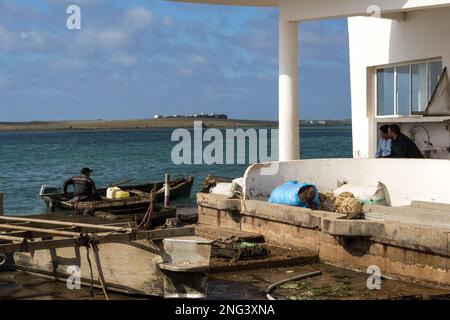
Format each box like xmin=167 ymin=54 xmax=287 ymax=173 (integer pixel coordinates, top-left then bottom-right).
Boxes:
xmin=194 ymin=223 xmax=265 ymax=243
xmin=209 ymin=245 xmax=319 ymax=273
xmin=194 ymin=223 xmax=319 ymax=273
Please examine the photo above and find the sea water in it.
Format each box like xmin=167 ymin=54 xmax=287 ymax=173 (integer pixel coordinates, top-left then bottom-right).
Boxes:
xmin=0 ymin=126 xmax=352 ymax=214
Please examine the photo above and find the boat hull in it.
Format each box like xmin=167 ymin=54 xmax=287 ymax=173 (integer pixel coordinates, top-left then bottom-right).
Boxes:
xmin=12 ymin=236 xmax=211 ymax=298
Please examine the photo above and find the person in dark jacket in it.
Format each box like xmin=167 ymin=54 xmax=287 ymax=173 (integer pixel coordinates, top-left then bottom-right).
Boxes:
xmin=63 ymin=167 xmax=98 ymax=202
xmin=388 ymin=125 xmax=424 ymax=159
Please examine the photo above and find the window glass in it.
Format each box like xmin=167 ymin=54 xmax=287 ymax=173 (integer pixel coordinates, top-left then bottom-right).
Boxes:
xmin=411 ymin=63 xmax=427 ymax=112
xmin=377 ymin=68 xmax=394 ymax=116
xmin=397 ymin=65 xmax=410 ymax=115
xmin=428 ymin=61 xmax=442 ymax=100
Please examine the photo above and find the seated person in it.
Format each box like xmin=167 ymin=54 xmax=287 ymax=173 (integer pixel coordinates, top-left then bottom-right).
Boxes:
xmin=388 ymin=124 xmax=424 ymax=159
xmin=375 ymin=125 xmax=391 ymax=158
xmin=63 ymin=167 xmax=99 ymax=202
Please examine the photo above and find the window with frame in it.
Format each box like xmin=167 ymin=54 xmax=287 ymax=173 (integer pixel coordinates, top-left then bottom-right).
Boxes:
xmin=376 ymin=59 xmax=442 ymax=116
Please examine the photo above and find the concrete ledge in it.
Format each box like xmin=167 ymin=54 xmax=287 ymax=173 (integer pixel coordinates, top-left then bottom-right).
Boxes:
xmin=197 ymin=193 xmax=241 ymax=211
xmin=199 ymin=196 xmax=450 ymax=257
xmin=321 ymin=217 xmax=385 ymax=237
xmin=378 ymin=223 xmax=449 ymax=257
xmin=197 ymin=193 xmax=450 ymax=286
xmin=244 ymin=200 xmax=339 ymax=230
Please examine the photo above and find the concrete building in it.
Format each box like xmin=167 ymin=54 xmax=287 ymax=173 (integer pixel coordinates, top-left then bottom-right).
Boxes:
xmin=174 ymin=0 xmax=450 ymax=287
xmin=172 ymin=0 xmax=450 ymax=160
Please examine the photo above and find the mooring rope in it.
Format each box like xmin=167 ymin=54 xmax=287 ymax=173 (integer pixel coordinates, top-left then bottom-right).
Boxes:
xmin=138 ymin=187 xmax=156 ymax=230
xmin=85 ymin=245 xmax=95 ymax=300
xmin=90 ymin=242 xmax=109 ymax=300
xmin=83 ymin=235 xmax=110 ymax=300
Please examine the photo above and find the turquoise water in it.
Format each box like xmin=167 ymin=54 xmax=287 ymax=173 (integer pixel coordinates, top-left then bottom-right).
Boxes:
xmin=0 ymin=126 xmax=352 ymax=215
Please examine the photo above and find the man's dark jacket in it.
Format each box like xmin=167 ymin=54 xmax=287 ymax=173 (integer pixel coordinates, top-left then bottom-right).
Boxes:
xmin=63 ymin=174 xmax=97 ymax=198
xmin=390 ymin=133 xmax=424 ymax=159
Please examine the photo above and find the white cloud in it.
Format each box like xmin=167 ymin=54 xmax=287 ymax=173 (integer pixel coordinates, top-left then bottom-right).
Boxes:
xmin=0 ymin=77 xmax=10 ymax=90
xmin=189 ymin=54 xmax=208 ymax=66
xmin=122 ymin=7 xmax=153 ymax=31
xmin=70 ymin=6 xmax=153 ymax=55
xmin=19 ymin=31 xmax=45 ymax=47
xmin=99 ymin=29 xmax=128 ymax=48
xmin=180 ymin=67 xmax=193 ymax=77
xmin=163 ymin=16 xmax=174 ymax=28
xmin=0 ymin=26 xmax=47 ymax=51
xmin=0 ymin=26 xmax=15 ymax=50
xmin=48 ymin=57 xmax=86 ymax=73
xmin=74 ymin=29 xmax=128 ymax=53
xmin=110 ymin=53 xmax=137 ymax=67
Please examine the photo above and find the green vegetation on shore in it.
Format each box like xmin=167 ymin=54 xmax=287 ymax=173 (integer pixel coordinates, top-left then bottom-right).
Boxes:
xmin=0 ymin=118 xmax=351 ymax=131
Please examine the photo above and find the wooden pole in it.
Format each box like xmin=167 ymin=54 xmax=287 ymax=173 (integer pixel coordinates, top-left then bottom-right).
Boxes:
xmin=0 ymin=216 xmax=133 ymax=233
xmin=0 ymin=193 xmax=3 ymax=216
xmin=0 ymin=223 xmax=80 ymax=237
xmin=164 ymin=174 xmax=170 ymax=208
xmin=0 ymin=234 xmax=28 ymax=243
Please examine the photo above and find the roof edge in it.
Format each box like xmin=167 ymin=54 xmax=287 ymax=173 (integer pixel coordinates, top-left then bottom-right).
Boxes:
xmin=168 ymin=0 xmax=278 ymax=7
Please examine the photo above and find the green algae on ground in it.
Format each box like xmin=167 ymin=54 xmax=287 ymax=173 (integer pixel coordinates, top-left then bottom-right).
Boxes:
xmin=279 ymin=281 xmax=350 ymax=300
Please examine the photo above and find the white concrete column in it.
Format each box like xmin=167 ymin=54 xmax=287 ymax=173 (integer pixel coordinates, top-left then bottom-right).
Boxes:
xmin=279 ymin=19 xmax=300 ymax=161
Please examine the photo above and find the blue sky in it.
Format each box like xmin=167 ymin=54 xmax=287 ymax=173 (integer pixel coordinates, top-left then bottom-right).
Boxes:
xmin=0 ymin=0 xmax=351 ymax=121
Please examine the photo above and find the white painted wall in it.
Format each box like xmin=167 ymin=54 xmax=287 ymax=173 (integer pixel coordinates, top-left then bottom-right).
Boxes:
xmin=348 ymin=7 xmax=450 ymax=158
xmin=244 ymin=159 xmax=450 ymax=206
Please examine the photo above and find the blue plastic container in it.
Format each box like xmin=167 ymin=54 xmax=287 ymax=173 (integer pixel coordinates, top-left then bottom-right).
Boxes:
xmin=268 ymin=180 xmax=320 ymax=208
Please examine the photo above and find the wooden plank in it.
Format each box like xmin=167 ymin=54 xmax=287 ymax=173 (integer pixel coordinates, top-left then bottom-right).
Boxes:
xmin=0 ymin=226 xmax=195 ymax=253
xmin=0 ymin=216 xmax=133 ymax=233
xmin=0 ymin=223 xmax=80 ymax=237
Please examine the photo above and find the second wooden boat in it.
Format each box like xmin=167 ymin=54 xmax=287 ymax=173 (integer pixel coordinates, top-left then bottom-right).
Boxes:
xmin=40 ymin=176 xmax=195 ymax=214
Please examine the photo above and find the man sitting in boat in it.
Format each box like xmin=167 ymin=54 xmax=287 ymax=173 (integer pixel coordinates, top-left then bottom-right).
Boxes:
xmin=375 ymin=125 xmax=392 ymax=158
xmin=388 ymin=124 xmax=424 ymax=159
xmin=63 ymin=167 xmax=99 ymax=202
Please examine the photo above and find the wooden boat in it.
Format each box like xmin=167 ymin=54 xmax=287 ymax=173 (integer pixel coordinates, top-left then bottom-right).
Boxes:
xmin=0 ymin=212 xmax=211 ymax=298
xmin=40 ymin=176 xmax=195 ymax=213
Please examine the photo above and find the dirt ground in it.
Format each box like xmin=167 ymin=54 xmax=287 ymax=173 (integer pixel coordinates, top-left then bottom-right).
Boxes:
xmin=1 ymin=263 xmax=449 ymax=300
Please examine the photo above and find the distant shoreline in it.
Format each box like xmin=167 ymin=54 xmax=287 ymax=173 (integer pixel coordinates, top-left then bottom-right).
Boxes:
xmin=0 ymin=118 xmax=351 ymax=132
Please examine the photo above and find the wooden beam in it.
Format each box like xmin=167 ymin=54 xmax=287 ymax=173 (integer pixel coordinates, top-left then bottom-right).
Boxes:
xmin=0 ymin=223 xmax=80 ymax=238
xmin=0 ymin=234 xmax=28 ymax=243
xmin=0 ymin=216 xmax=133 ymax=233
xmin=0 ymin=226 xmax=195 ymax=254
